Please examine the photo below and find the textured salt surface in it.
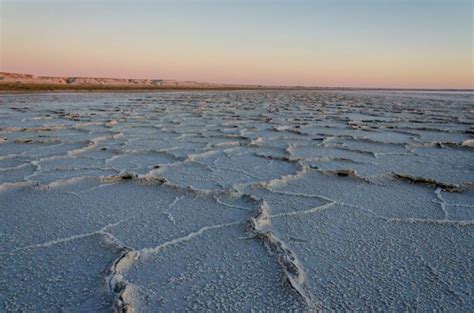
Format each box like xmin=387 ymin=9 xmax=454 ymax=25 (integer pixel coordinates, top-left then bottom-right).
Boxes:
xmin=0 ymin=91 xmax=473 ymax=312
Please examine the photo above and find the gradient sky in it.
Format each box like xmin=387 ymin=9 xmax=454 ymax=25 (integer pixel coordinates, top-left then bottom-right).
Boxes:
xmin=1 ymin=0 xmax=472 ymax=88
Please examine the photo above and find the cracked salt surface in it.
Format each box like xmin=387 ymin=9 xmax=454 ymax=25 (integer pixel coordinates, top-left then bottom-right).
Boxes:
xmin=0 ymin=90 xmax=473 ymax=311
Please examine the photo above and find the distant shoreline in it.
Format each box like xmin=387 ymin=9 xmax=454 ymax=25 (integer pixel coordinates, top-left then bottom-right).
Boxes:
xmin=0 ymin=72 xmax=472 ymax=93
xmin=0 ymin=83 xmax=269 ymax=92
xmin=0 ymin=83 xmax=472 ymax=94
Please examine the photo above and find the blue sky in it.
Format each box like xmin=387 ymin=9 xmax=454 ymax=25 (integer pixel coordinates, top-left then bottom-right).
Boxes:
xmin=1 ymin=0 xmax=472 ymax=88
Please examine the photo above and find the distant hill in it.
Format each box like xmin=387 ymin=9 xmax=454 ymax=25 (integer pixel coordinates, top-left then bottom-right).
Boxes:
xmin=0 ymin=72 xmax=271 ymax=91
xmin=1 ymin=72 xmax=468 ymax=92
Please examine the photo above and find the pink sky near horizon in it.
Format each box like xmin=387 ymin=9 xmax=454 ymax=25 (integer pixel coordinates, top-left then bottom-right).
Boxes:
xmin=1 ymin=1 xmax=472 ymax=89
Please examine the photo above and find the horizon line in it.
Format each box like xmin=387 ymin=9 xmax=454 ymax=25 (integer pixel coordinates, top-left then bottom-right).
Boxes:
xmin=1 ymin=71 xmax=473 ymax=92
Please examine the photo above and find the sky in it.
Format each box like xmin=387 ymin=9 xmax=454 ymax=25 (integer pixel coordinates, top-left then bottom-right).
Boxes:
xmin=1 ymin=0 xmax=472 ymax=89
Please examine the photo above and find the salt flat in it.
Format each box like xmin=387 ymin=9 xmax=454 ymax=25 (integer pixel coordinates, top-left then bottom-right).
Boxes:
xmin=0 ymin=90 xmax=473 ymax=312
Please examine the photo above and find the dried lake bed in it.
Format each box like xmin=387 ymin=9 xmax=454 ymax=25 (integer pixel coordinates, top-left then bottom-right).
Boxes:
xmin=0 ymin=90 xmax=473 ymax=311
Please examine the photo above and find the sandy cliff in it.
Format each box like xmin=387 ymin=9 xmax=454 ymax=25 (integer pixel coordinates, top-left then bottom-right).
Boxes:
xmin=0 ymin=72 xmax=262 ymax=90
